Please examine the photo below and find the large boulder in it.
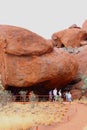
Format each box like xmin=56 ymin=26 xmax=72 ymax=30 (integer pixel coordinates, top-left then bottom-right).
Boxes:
xmin=0 ymin=25 xmax=78 ymax=93
xmin=52 ymin=28 xmax=87 ymax=48
xmin=0 ymin=25 xmax=53 ymax=56
xmin=0 ymin=25 xmax=53 ymax=75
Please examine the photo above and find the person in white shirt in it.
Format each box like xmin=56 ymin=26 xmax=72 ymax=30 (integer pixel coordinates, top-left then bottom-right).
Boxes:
xmin=53 ymin=88 xmax=58 ymax=101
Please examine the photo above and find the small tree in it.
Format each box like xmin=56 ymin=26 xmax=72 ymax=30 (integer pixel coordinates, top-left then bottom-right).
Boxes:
xmin=29 ymin=91 xmax=38 ymax=108
xmin=0 ymin=90 xmax=12 ymax=106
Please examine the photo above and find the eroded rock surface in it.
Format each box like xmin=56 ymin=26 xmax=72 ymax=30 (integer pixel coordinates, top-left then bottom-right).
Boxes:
xmin=0 ymin=25 xmax=53 ymax=56
xmin=68 ymin=45 xmax=87 ymax=98
xmin=71 ymin=46 xmax=87 ymax=89
xmin=71 ymin=89 xmax=82 ymax=99
xmin=52 ymin=28 xmax=87 ymax=48
xmin=0 ymin=25 xmax=78 ymax=93
xmin=82 ymin=19 xmax=87 ymax=31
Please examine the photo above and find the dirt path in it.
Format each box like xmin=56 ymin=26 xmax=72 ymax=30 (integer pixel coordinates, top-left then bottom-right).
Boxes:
xmin=36 ymin=102 xmax=87 ymax=130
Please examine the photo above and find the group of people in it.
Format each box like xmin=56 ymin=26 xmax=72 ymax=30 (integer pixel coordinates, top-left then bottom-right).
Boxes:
xmin=49 ymin=88 xmax=72 ymax=102
xmin=65 ymin=91 xmax=72 ymax=102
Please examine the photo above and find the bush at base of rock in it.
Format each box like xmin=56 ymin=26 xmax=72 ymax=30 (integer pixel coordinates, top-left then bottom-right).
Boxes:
xmin=0 ymin=90 xmax=12 ymax=106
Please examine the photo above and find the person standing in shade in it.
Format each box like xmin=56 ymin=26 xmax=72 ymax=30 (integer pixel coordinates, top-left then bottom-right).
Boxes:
xmin=65 ymin=91 xmax=68 ymax=101
xmin=65 ymin=91 xmax=72 ymax=102
xmin=67 ymin=92 xmax=72 ymax=102
xmin=53 ymin=88 xmax=58 ymax=101
xmin=49 ymin=90 xmax=53 ymax=101
xmin=58 ymin=89 xmax=62 ymax=98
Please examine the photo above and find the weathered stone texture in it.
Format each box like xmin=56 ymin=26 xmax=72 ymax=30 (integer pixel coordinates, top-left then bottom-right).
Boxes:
xmin=52 ymin=28 xmax=87 ymax=48
xmin=0 ymin=25 xmax=78 ymax=91
xmin=71 ymin=89 xmax=82 ymax=99
xmin=72 ymin=46 xmax=87 ymax=89
xmin=0 ymin=25 xmax=53 ymax=56
xmin=2 ymin=48 xmax=78 ymax=90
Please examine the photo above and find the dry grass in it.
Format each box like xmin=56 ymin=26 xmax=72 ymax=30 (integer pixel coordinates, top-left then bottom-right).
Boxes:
xmin=0 ymin=102 xmax=69 ymax=130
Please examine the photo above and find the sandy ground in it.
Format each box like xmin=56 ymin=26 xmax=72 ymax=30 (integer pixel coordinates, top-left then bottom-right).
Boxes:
xmin=0 ymin=101 xmax=87 ymax=130
xmin=0 ymin=102 xmax=69 ymax=130
xmin=36 ymin=102 xmax=87 ymax=130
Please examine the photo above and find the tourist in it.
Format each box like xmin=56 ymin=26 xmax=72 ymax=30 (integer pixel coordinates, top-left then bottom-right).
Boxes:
xmin=65 ymin=91 xmax=72 ymax=102
xmin=53 ymin=88 xmax=58 ymax=101
xmin=65 ymin=91 xmax=68 ymax=101
xmin=49 ymin=90 xmax=53 ymax=101
xmin=58 ymin=89 xmax=62 ymax=98
xmin=67 ymin=92 xmax=72 ymax=102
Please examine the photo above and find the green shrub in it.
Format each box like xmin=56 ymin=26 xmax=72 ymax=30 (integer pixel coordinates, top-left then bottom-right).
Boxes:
xmin=0 ymin=90 xmax=12 ymax=106
xmin=29 ymin=91 xmax=38 ymax=108
xmin=29 ymin=91 xmax=38 ymax=102
xmin=19 ymin=90 xmax=27 ymax=102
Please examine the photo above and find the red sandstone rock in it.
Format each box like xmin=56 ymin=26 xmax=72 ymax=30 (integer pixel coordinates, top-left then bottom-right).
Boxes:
xmin=76 ymin=46 xmax=87 ymax=75
xmin=0 ymin=25 xmax=53 ymax=56
xmin=69 ymin=46 xmax=87 ymax=98
xmin=52 ymin=28 xmax=87 ymax=48
xmin=68 ymin=24 xmax=81 ymax=29
xmin=0 ymin=25 xmax=78 ymax=91
xmin=83 ymin=92 xmax=87 ymax=97
xmin=82 ymin=19 xmax=87 ymax=31
xmin=2 ymin=47 xmax=78 ymax=90
xmin=70 ymin=89 xmax=82 ymax=99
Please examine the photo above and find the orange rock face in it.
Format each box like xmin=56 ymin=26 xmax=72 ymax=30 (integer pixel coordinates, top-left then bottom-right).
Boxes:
xmin=72 ymin=46 xmax=87 ymax=89
xmin=4 ymin=48 xmax=78 ymax=89
xmin=0 ymin=25 xmax=78 ymax=93
xmin=68 ymin=46 xmax=87 ymax=98
xmin=71 ymin=89 xmax=82 ymax=99
xmin=0 ymin=25 xmax=53 ymax=56
xmin=76 ymin=47 xmax=87 ymax=75
xmin=82 ymin=19 xmax=87 ymax=31
xmin=52 ymin=28 xmax=87 ymax=48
